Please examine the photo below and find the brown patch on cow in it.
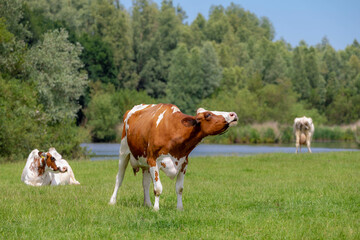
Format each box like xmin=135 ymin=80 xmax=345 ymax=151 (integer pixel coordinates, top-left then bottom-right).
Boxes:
xmin=175 ymin=161 xmax=178 ymax=166
xmin=155 ymin=171 xmax=159 ymax=181
xmin=31 ymin=156 xmax=46 ymax=176
xmin=147 ymin=158 xmax=156 ymax=167
xmin=154 ymin=189 xmax=161 ymax=196
xmin=30 ymin=153 xmax=49 ymax=176
xmin=44 ymin=152 xmax=59 ymax=171
xmin=161 ymin=162 xmax=166 ymax=168
xmin=180 ymin=157 xmax=188 ymax=174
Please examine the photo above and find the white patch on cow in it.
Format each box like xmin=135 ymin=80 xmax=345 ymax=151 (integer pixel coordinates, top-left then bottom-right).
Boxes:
xmin=156 ymin=110 xmax=167 ymax=127
xmin=151 ymin=104 xmax=162 ymax=117
xmin=197 ymin=108 xmax=233 ymax=123
xmin=157 ymin=154 xmax=186 ymax=179
xmin=125 ymin=104 xmax=149 ymax=132
xmin=171 ymin=106 xmax=180 ymax=113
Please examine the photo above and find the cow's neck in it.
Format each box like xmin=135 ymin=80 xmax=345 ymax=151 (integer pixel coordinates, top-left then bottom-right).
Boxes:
xmin=171 ymin=121 xmax=207 ymax=159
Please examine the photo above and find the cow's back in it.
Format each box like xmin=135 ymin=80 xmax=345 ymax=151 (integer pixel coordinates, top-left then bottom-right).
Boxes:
xmin=124 ymin=104 xmax=182 ymax=159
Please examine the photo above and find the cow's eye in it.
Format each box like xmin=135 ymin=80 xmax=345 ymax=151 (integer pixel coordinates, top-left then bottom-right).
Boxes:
xmin=205 ymin=113 xmax=211 ymax=119
xmin=51 ymin=157 xmax=56 ymax=162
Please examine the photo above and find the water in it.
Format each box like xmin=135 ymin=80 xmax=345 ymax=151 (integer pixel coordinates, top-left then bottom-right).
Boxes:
xmin=80 ymin=142 xmax=359 ymax=161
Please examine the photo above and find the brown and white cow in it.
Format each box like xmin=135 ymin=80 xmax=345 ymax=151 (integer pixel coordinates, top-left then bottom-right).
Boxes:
xmin=109 ymin=104 xmax=238 ymax=210
xmin=293 ymin=116 xmax=315 ymax=153
xmin=21 ymin=148 xmax=80 ymax=186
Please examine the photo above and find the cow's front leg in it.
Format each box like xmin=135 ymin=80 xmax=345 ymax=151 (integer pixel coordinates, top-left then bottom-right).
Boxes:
xmin=142 ymin=169 xmax=152 ymax=207
xmin=295 ymin=130 xmax=300 ymax=154
xmin=147 ymin=157 xmax=162 ymax=211
xmin=176 ymin=158 xmax=188 ymax=210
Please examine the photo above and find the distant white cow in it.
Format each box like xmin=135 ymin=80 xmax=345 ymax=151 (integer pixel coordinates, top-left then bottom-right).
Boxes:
xmin=293 ymin=116 xmax=314 ymax=153
xmin=21 ymin=148 xmax=80 ymax=186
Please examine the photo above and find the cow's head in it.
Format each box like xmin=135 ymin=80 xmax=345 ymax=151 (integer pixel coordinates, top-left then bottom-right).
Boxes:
xmin=295 ymin=116 xmax=313 ymax=131
xmin=38 ymin=152 xmax=67 ymax=173
xmin=195 ymin=108 xmax=238 ymax=136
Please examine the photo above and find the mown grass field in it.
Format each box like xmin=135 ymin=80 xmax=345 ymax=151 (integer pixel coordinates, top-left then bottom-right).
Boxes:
xmin=0 ymin=152 xmax=359 ymax=239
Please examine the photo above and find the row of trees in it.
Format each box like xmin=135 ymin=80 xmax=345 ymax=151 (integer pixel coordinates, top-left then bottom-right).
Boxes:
xmin=1 ymin=0 xmax=359 ymax=160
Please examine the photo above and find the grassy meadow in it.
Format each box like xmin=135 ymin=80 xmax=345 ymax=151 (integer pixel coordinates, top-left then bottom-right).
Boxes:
xmin=0 ymin=152 xmax=359 ymax=239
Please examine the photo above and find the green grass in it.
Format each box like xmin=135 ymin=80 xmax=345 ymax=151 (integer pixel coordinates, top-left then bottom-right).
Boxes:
xmin=1 ymin=152 xmax=360 ymax=239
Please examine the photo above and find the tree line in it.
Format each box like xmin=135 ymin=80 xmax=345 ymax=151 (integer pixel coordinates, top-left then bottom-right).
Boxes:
xmin=1 ymin=0 xmax=359 ymax=160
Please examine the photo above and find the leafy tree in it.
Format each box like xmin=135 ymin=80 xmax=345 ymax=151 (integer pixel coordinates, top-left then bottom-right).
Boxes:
xmin=78 ymin=33 xmax=117 ymax=85
xmin=86 ymin=83 xmax=155 ymax=142
xmin=200 ymin=88 xmax=260 ymax=124
xmin=0 ymin=77 xmax=45 ymax=159
xmin=0 ymin=77 xmax=85 ymax=160
xmin=220 ymin=66 xmax=246 ymax=93
xmin=158 ymin=0 xmax=182 ymax=52
xmin=0 ymin=0 xmax=31 ymax=39
xmin=24 ymin=29 xmax=88 ymax=122
xmin=166 ymin=44 xmax=193 ymax=113
xmin=0 ymin=18 xmax=27 ymax=76
xmin=292 ymin=44 xmax=311 ymax=100
xmin=184 ymin=13 xmax=206 ymax=48
xmin=257 ymin=80 xmax=297 ymax=123
xmin=205 ymin=5 xmax=230 ymax=43
xmin=86 ymin=92 xmax=119 ymax=142
xmin=198 ymin=42 xmax=222 ymax=98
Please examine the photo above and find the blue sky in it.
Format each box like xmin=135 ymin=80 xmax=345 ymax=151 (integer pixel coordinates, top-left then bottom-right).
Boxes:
xmin=120 ymin=0 xmax=360 ymax=50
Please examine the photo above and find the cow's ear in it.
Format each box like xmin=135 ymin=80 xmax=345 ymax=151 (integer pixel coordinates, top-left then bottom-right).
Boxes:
xmin=38 ymin=152 xmax=43 ymax=157
xmin=195 ymin=112 xmax=205 ymax=123
xmin=181 ymin=117 xmax=197 ymax=127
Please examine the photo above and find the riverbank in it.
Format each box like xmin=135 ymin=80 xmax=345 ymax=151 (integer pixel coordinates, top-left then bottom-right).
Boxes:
xmin=80 ymin=142 xmax=359 ymax=160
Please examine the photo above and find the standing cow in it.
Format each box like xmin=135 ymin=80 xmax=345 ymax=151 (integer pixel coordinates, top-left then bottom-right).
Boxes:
xmin=293 ymin=116 xmax=314 ymax=153
xmin=109 ymin=104 xmax=238 ymax=210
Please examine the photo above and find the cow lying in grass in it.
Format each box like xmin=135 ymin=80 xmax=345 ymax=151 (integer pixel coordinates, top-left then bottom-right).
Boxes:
xmin=21 ymin=148 xmax=80 ymax=186
xmin=293 ymin=116 xmax=314 ymax=153
xmin=109 ymin=104 xmax=238 ymax=210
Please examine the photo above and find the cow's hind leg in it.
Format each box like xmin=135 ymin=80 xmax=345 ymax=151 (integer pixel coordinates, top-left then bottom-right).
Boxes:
xmin=109 ymin=138 xmax=130 ymax=205
xmin=142 ymin=169 xmax=152 ymax=207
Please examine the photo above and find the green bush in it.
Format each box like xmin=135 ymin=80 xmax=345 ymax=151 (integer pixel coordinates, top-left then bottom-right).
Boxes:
xmin=0 ymin=77 xmax=87 ymax=162
xmin=261 ymin=128 xmax=277 ymax=143
xmin=313 ymin=126 xmax=355 ymax=142
xmin=280 ymin=126 xmax=293 ymax=143
xmin=85 ymin=87 xmax=156 ymax=142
